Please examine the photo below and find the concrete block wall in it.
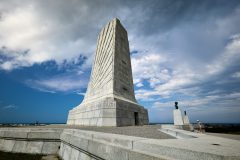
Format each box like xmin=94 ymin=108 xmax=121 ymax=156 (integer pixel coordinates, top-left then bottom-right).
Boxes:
xmin=59 ymin=129 xmax=240 ymax=160
xmin=59 ymin=129 xmax=166 ymax=160
xmin=0 ymin=128 xmax=62 ymax=154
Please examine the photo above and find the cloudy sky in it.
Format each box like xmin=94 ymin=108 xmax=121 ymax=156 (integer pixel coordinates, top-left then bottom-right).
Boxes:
xmin=0 ymin=0 xmax=240 ymax=123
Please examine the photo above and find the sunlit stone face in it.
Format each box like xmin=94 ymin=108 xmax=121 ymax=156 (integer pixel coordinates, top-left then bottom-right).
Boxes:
xmin=83 ymin=18 xmax=136 ymax=102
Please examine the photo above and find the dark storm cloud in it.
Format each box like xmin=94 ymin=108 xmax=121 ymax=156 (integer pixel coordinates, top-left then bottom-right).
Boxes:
xmin=120 ymin=0 xmax=240 ymax=34
xmin=128 ymin=0 xmax=240 ymax=65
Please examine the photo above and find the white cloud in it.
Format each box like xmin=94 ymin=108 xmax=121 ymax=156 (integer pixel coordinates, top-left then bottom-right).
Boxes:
xmin=75 ymin=92 xmax=86 ymax=96
xmin=131 ymin=51 xmax=170 ymax=87
xmin=2 ymin=104 xmax=18 ymax=109
xmin=232 ymin=71 xmax=240 ymax=78
xmin=153 ymin=92 xmax=240 ymax=110
xmin=130 ymin=6 xmax=240 ymax=105
xmin=0 ymin=0 xmax=145 ymax=71
xmin=26 ymin=76 xmax=88 ymax=92
xmin=135 ymin=89 xmax=160 ymax=101
xmin=0 ymin=2 xmax=101 ymax=70
xmin=133 ymin=32 xmax=240 ymax=101
xmin=0 ymin=5 xmax=51 ymax=69
xmin=136 ymin=82 xmax=144 ymax=87
xmin=29 ymin=86 xmax=56 ymax=94
xmin=206 ymin=33 xmax=240 ymax=75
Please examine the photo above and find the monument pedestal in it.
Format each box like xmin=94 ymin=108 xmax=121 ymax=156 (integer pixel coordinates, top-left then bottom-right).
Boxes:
xmin=183 ymin=115 xmax=190 ymax=124
xmin=173 ymin=109 xmax=184 ymax=125
xmin=183 ymin=111 xmax=194 ymax=131
xmin=67 ymin=97 xmax=148 ymax=126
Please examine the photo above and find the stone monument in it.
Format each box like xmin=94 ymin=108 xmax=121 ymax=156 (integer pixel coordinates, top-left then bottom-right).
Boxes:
xmin=67 ymin=18 xmax=149 ymax=126
xmin=173 ymin=102 xmax=184 ymax=125
xmin=183 ymin=110 xmax=194 ymax=131
xmin=183 ymin=110 xmax=190 ymax=124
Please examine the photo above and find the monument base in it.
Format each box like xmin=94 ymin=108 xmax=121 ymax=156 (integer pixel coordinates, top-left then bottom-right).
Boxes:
xmin=183 ymin=115 xmax=190 ymax=124
xmin=67 ymin=97 xmax=148 ymax=126
xmin=173 ymin=109 xmax=184 ymax=125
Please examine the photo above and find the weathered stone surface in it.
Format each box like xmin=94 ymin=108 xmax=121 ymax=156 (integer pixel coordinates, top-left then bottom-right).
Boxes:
xmin=67 ymin=18 xmax=148 ymax=126
xmin=91 ymin=132 xmax=145 ymax=149
xmin=12 ymin=141 xmax=28 ymax=153
xmin=62 ymin=144 xmax=72 ymax=160
xmin=27 ymin=131 xmax=61 ymax=139
xmin=87 ymin=140 xmax=128 ymax=160
xmin=132 ymin=130 xmax=240 ymax=160
xmin=159 ymin=128 xmax=196 ymax=139
xmin=0 ymin=128 xmax=60 ymax=154
xmin=78 ymin=152 xmax=92 ymax=160
xmin=58 ymin=142 xmax=65 ymax=158
xmin=4 ymin=130 xmax=28 ymax=138
xmin=61 ymin=131 xmax=89 ymax=151
xmin=70 ymin=147 xmax=79 ymax=160
xmin=25 ymin=141 xmax=43 ymax=154
xmin=1 ymin=140 xmax=15 ymax=152
xmin=128 ymin=150 xmax=165 ymax=160
xmin=42 ymin=142 xmax=60 ymax=154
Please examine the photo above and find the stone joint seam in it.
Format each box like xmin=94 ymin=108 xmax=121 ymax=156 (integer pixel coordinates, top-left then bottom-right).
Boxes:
xmin=0 ymin=137 xmax=60 ymax=142
xmin=61 ymin=140 xmax=104 ymax=160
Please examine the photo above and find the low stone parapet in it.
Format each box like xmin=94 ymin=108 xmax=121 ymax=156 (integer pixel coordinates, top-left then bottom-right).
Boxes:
xmin=0 ymin=127 xmax=240 ymax=160
xmin=0 ymin=128 xmax=62 ymax=154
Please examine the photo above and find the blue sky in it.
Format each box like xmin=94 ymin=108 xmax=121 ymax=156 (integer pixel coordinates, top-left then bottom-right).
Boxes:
xmin=0 ymin=0 xmax=240 ymax=123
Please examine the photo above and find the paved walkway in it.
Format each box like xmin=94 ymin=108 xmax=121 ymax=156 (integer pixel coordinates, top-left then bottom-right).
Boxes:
xmin=3 ymin=125 xmax=240 ymax=140
xmin=6 ymin=125 xmax=175 ymax=139
xmin=206 ymin=132 xmax=240 ymax=141
xmin=70 ymin=125 xmax=175 ymax=139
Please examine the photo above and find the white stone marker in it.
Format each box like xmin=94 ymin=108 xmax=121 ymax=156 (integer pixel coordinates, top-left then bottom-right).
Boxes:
xmin=173 ymin=102 xmax=184 ymax=125
xmin=183 ymin=111 xmax=190 ymax=124
xmin=67 ymin=18 xmax=149 ymax=126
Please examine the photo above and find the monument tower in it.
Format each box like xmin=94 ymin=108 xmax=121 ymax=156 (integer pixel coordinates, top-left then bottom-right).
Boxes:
xmin=67 ymin=18 xmax=149 ymax=126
